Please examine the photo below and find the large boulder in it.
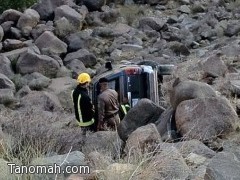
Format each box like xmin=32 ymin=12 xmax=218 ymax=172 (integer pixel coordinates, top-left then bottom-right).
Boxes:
xmin=0 ymin=9 xmax=22 ymax=23
xmin=35 ymin=31 xmax=67 ymax=55
xmin=16 ymin=49 xmax=61 ymax=78
xmin=0 ymin=89 xmax=15 ymax=105
xmin=169 ymin=78 xmax=217 ymax=109
xmin=117 ymin=98 xmax=165 ymax=142
xmin=0 ymin=55 xmax=14 ymax=79
xmin=31 ymin=22 xmax=55 ymax=40
xmin=138 ymin=17 xmax=167 ymax=31
xmin=124 ymin=123 xmax=162 ymax=156
xmin=2 ymin=39 xmax=26 ymax=51
xmin=16 ymin=9 xmax=40 ymax=36
xmin=161 ymin=139 xmax=216 ymax=159
xmin=21 ymin=72 xmax=52 ymax=91
xmin=82 ymin=0 xmax=106 ymax=11
xmin=63 ymin=49 xmax=97 ymax=67
xmin=199 ymin=54 xmax=228 ymax=78
xmin=47 ymin=77 xmax=77 ymax=111
xmin=175 ymin=97 xmax=239 ymax=141
xmin=205 ymin=152 xmax=240 ymax=179
xmin=31 ymin=0 xmax=75 ymax=20
xmin=18 ymin=91 xmax=63 ymax=112
xmin=0 ymin=73 xmax=15 ymax=91
xmin=2 ymin=46 xmax=40 ymax=62
xmin=54 ymin=5 xmax=83 ymax=37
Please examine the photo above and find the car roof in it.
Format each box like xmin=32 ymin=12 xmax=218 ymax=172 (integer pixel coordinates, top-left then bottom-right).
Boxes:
xmin=91 ymin=63 xmax=143 ymax=84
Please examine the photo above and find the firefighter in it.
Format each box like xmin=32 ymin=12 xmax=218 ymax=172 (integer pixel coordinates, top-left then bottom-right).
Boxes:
xmin=71 ymin=73 xmax=95 ymax=135
xmin=97 ymin=77 xmax=120 ymax=131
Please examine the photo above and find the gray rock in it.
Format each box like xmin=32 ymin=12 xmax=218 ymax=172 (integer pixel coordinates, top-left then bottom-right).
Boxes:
xmin=91 ymin=27 xmax=117 ymax=38
xmin=0 ymin=21 xmax=14 ymax=34
xmin=224 ymin=21 xmax=240 ymax=37
xmin=35 ymin=31 xmax=67 ymax=55
xmin=10 ymin=27 xmax=22 ymax=39
xmin=133 ymin=0 xmax=167 ymax=5
xmin=16 ymin=9 xmax=40 ymax=36
xmin=2 ymin=46 xmax=40 ymax=62
xmin=169 ymin=79 xmax=217 ymax=109
xmin=117 ymin=98 xmax=165 ymax=141
xmin=0 ymin=9 xmax=22 ymax=23
xmin=200 ymin=53 xmax=228 ymax=78
xmin=19 ymin=91 xmax=62 ymax=112
xmin=125 ymin=123 xmax=162 ymax=155
xmin=0 ymin=73 xmax=15 ymax=91
xmin=47 ymin=77 xmax=77 ymax=111
xmin=205 ymin=152 xmax=240 ymax=180
xmin=66 ymin=59 xmax=87 ymax=77
xmin=16 ymin=49 xmax=60 ymax=78
xmin=54 ymin=5 xmax=83 ymax=37
xmin=15 ymin=85 xmax=31 ymax=99
xmin=0 ymin=26 xmax=4 ymax=42
xmin=163 ymin=139 xmax=216 ymax=158
xmin=31 ymin=0 xmax=75 ymax=20
xmin=0 ymin=55 xmax=14 ymax=79
xmin=138 ymin=17 xmax=167 ymax=31
xmin=63 ymin=49 xmax=97 ymax=67
xmin=2 ymin=39 xmax=25 ymax=51
xmin=27 ymin=74 xmax=52 ymax=91
xmin=168 ymin=41 xmax=190 ymax=56
xmin=178 ymin=5 xmax=191 ymax=14
xmin=0 ymin=89 xmax=15 ymax=105
xmin=65 ymin=33 xmax=85 ymax=52
xmin=98 ymin=9 xmax=119 ymax=24
xmin=82 ymin=0 xmax=106 ymax=11
xmin=175 ymin=97 xmax=239 ymax=141
xmin=31 ymin=23 xmax=55 ymax=40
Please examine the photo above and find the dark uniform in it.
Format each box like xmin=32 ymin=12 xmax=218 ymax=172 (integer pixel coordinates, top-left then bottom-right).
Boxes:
xmin=72 ymin=85 xmax=95 ymax=134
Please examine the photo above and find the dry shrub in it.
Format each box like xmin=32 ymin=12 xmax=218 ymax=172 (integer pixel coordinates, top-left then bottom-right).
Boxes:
xmin=118 ymin=5 xmax=145 ymax=26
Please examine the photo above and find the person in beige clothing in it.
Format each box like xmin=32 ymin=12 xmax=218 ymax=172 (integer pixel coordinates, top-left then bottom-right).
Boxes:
xmin=97 ymin=77 xmax=120 ymax=131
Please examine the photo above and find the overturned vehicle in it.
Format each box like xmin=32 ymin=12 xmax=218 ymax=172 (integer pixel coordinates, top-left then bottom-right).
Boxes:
xmin=89 ymin=60 xmax=175 ymax=127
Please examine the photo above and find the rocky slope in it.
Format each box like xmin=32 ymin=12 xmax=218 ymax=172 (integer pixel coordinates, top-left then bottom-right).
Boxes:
xmin=0 ymin=0 xmax=240 ymax=179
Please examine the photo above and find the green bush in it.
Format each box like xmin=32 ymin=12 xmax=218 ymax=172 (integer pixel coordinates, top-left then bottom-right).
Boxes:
xmin=0 ymin=0 xmax=37 ymax=13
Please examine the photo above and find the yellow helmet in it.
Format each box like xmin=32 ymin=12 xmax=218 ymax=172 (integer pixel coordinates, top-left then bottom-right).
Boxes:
xmin=77 ymin=73 xmax=91 ymax=84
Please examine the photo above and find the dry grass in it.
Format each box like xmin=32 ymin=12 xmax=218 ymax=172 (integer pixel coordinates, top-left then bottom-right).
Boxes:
xmin=117 ymin=5 xmax=146 ymax=26
xmin=0 ymin=108 xmax=68 ymax=180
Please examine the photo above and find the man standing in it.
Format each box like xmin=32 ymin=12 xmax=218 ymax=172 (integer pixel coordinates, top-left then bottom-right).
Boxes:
xmin=72 ymin=73 xmax=95 ymax=135
xmin=97 ymin=77 xmax=120 ymax=131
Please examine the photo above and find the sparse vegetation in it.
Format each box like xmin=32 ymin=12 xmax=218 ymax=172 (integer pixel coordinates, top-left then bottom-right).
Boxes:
xmin=0 ymin=0 xmax=37 ymax=13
